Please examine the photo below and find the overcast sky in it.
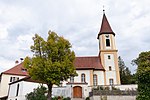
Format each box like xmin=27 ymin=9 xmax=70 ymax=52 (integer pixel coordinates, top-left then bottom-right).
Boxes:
xmin=0 ymin=0 xmax=150 ymax=73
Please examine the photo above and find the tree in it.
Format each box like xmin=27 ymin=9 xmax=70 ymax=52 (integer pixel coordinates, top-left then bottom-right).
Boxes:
xmin=24 ymin=31 xmax=77 ymax=100
xmin=118 ymin=56 xmax=135 ymax=84
xmin=26 ymin=85 xmax=47 ymax=100
xmin=133 ymin=51 xmax=150 ymax=100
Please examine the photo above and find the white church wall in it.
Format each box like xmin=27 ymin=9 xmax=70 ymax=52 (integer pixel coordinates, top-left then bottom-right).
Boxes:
xmin=93 ymin=71 xmax=105 ymax=85
xmin=104 ymin=54 xmax=115 ymax=70
xmin=75 ymin=70 xmax=91 ymax=85
xmin=0 ymin=74 xmax=25 ymax=98
xmin=104 ymin=54 xmax=117 ymax=85
xmin=82 ymin=86 xmax=92 ymax=98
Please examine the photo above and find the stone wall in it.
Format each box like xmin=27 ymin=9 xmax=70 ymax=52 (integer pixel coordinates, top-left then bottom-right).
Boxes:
xmin=90 ymin=96 xmax=136 ymax=100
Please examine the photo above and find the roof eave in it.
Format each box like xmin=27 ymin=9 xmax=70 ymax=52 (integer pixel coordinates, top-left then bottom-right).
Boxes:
xmin=97 ymin=32 xmax=115 ymax=39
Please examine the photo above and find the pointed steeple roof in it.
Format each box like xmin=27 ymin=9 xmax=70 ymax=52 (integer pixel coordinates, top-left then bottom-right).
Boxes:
xmin=97 ymin=13 xmax=115 ymax=39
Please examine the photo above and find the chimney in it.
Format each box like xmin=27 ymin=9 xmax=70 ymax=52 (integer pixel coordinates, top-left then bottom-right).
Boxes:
xmin=20 ymin=58 xmax=24 ymax=62
xmin=15 ymin=60 xmax=19 ymax=65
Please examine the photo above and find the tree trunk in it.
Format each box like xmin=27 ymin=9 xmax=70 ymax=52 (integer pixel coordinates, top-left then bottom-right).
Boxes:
xmin=47 ymin=84 xmax=53 ymax=100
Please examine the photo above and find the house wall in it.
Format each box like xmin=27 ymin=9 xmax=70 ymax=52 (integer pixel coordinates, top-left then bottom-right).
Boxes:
xmin=8 ymin=81 xmax=41 ymax=100
xmin=8 ymin=81 xmax=72 ymax=100
xmin=0 ymin=74 xmax=25 ymax=98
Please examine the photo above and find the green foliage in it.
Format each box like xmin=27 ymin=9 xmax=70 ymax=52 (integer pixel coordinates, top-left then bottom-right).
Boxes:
xmin=24 ymin=31 xmax=77 ymax=100
xmin=51 ymin=96 xmax=71 ymax=100
xmin=118 ymin=56 xmax=136 ymax=84
xmin=133 ymin=51 xmax=150 ymax=100
xmin=63 ymin=97 xmax=71 ymax=100
xmin=85 ymin=97 xmax=90 ymax=100
xmin=26 ymin=85 xmax=47 ymax=100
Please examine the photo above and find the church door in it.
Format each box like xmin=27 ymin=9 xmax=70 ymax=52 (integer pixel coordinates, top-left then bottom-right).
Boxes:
xmin=73 ymin=86 xmax=82 ymax=98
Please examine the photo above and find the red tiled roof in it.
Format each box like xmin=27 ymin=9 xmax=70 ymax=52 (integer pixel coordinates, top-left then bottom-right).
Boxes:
xmin=2 ymin=63 xmax=28 ymax=76
xmin=3 ymin=56 xmax=104 ymax=76
xmin=74 ymin=56 xmax=104 ymax=70
xmin=98 ymin=13 xmax=115 ymax=39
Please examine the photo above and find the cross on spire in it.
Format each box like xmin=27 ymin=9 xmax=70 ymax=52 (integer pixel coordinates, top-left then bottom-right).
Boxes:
xmin=103 ymin=5 xmax=105 ymax=14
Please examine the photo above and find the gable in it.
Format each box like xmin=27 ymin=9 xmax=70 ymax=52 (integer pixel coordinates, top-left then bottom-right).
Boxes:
xmin=2 ymin=63 xmax=28 ymax=76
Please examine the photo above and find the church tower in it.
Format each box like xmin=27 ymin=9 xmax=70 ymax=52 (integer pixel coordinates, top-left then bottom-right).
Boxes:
xmin=97 ymin=12 xmax=121 ymax=85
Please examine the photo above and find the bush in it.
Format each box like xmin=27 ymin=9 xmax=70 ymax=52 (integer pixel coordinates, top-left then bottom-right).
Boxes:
xmin=26 ymin=85 xmax=47 ymax=100
xmin=52 ymin=96 xmax=71 ymax=100
xmin=85 ymin=97 xmax=90 ymax=100
xmin=63 ymin=97 xmax=71 ymax=100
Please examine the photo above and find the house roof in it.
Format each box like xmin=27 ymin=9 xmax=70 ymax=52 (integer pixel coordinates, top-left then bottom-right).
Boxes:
xmin=98 ymin=13 xmax=115 ymax=39
xmin=2 ymin=63 xmax=28 ymax=76
xmin=74 ymin=56 xmax=104 ymax=70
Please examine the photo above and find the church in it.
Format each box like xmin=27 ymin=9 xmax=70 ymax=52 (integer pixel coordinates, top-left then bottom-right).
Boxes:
xmin=0 ymin=12 xmax=121 ymax=100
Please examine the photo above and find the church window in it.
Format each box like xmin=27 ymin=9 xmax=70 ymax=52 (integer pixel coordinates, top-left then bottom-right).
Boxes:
xmin=70 ymin=76 xmax=74 ymax=83
xmin=16 ymin=84 xmax=19 ymax=96
xmin=109 ymin=79 xmax=114 ymax=85
xmin=81 ymin=73 xmax=86 ymax=83
xmin=106 ymin=39 xmax=110 ymax=47
xmin=109 ymin=66 xmax=112 ymax=71
xmin=108 ymin=55 xmax=111 ymax=59
xmin=93 ymin=74 xmax=97 ymax=86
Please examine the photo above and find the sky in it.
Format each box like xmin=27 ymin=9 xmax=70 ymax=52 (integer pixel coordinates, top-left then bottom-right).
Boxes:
xmin=0 ymin=0 xmax=150 ymax=73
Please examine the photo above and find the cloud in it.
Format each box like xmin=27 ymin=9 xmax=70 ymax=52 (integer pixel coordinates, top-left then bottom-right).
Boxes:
xmin=0 ymin=0 xmax=150 ymax=74
xmin=0 ymin=28 xmax=8 ymax=39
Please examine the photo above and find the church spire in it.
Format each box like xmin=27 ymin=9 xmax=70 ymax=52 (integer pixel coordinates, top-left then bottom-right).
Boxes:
xmin=97 ymin=12 xmax=115 ymax=39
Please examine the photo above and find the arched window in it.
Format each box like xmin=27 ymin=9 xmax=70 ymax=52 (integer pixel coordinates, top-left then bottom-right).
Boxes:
xmin=81 ymin=73 xmax=86 ymax=83
xmin=70 ymin=76 xmax=74 ymax=83
xmin=109 ymin=79 xmax=114 ymax=85
xmin=93 ymin=74 xmax=97 ymax=86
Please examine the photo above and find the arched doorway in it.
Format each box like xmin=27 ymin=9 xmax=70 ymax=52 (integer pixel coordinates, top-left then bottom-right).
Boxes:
xmin=73 ymin=86 xmax=82 ymax=98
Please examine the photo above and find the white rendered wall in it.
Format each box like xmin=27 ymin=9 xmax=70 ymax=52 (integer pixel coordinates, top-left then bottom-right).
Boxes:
xmin=93 ymin=71 xmax=105 ymax=85
xmin=74 ymin=70 xmax=91 ymax=85
xmin=115 ymin=84 xmax=138 ymax=90
xmin=104 ymin=54 xmax=117 ymax=85
xmin=8 ymin=81 xmax=73 ymax=100
xmin=8 ymin=81 xmax=42 ymax=100
xmin=0 ymin=74 xmax=25 ymax=98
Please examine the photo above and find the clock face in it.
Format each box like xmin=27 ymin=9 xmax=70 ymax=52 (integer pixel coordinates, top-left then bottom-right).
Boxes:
xmin=105 ymin=35 xmax=109 ymax=38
